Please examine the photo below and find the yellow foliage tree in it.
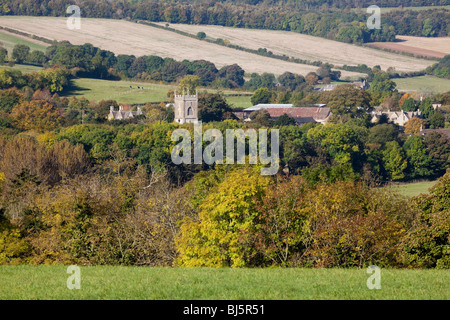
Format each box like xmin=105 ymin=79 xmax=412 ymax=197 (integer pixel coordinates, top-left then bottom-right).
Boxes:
xmin=176 ymin=166 xmax=271 ymax=268
xmin=11 ymin=100 xmax=63 ymax=132
xmin=404 ymin=117 xmax=423 ymax=135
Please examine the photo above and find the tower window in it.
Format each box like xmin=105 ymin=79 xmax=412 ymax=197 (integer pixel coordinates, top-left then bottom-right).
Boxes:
xmin=187 ymin=107 xmax=193 ymax=116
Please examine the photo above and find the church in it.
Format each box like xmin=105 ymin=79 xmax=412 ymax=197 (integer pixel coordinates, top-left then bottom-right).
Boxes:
xmin=173 ymin=89 xmax=198 ymax=124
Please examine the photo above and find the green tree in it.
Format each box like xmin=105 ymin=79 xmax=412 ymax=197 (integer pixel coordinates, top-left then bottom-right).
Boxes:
xmin=422 ymin=18 xmax=435 ymax=37
xmin=401 ymin=170 xmax=450 ymax=268
xmin=419 ymin=97 xmax=434 ymax=119
xmin=423 ymin=132 xmax=450 ymax=178
xmin=0 ymin=47 xmax=7 ymax=65
xmin=403 ymin=135 xmax=433 ymax=179
xmin=251 ymin=88 xmax=273 ymax=105
xmin=12 ymin=44 xmax=30 ymax=64
xmin=26 ymin=50 xmax=46 ymax=66
xmin=196 ymin=31 xmax=206 ymax=40
xmin=382 ymin=141 xmax=407 ymax=180
xmin=307 ymin=123 xmax=366 ymax=165
xmin=177 ymin=74 xmax=200 ymax=94
xmin=273 ymin=113 xmax=297 ymax=126
xmin=428 ymin=111 xmax=445 ymax=129
xmin=198 ymin=92 xmax=235 ymax=122
xmin=322 ymin=84 xmax=372 ymax=120
xmin=401 ymin=97 xmax=417 ymax=112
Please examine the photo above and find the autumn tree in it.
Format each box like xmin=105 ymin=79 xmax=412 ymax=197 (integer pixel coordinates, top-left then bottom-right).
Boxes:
xmin=11 ymin=100 xmax=63 ymax=132
xmin=404 ymin=117 xmax=423 ymax=135
xmin=253 ymin=176 xmax=308 ymax=267
xmin=176 ymin=166 xmax=271 ymax=267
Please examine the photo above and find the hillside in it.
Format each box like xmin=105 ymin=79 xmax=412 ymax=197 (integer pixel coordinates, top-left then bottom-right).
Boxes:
xmin=156 ymin=22 xmax=435 ymax=73
xmin=0 ymin=16 xmax=363 ymax=78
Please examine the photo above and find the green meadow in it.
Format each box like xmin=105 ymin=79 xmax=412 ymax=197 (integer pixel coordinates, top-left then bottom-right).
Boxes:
xmin=0 ymin=30 xmax=48 ymax=55
xmin=389 ymin=181 xmax=437 ymax=198
xmin=394 ymin=76 xmax=450 ymax=94
xmin=61 ymin=77 xmax=253 ymax=108
xmin=0 ymin=266 xmax=449 ymax=300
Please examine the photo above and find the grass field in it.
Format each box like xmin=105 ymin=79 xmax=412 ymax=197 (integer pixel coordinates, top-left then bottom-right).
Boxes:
xmin=0 ymin=63 xmax=43 ymax=73
xmin=388 ymin=180 xmax=437 ymax=198
xmin=62 ymin=77 xmax=253 ymax=108
xmin=0 ymin=265 xmax=449 ymax=300
xmin=394 ymin=76 xmax=450 ymax=94
xmin=155 ymin=22 xmax=434 ymax=73
xmin=0 ymin=29 xmax=48 ymax=55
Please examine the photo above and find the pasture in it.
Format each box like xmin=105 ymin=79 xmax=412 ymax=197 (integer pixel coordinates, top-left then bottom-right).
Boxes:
xmin=0 ymin=16 xmax=361 ymax=77
xmin=61 ymin=77 xmax=253 ymax=107
xmin=0 ymin=29 xmax=48 ymax=55
xmin=154 ymin=22 xmax=434 ymax=73
xmin=0 ymin=63 xmax=43 ymax=73
xmin=388 ymin=180 xmax=437 ymax=198
xmin=394 ymin=76 xmax=450 ymax=94
xmin=0 ymin=265 xmax=449 ymax=300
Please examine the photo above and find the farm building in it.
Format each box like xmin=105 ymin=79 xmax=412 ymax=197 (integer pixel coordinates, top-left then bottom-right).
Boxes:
xmin=237 ymin=104 xmax=331 ymax=125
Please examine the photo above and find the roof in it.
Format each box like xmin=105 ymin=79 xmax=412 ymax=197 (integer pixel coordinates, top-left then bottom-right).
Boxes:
xmin=265 ymin=107 xmax=331 ymax=121
xmin=244 ymin=103 xmax=327 ymax=112
xmin=420 ymin=129 xmax=450 ymax=139
xmin=318 ymin=84 xmax=338 ymax=91
xmin=244 ymin=104 xmax=293 ymax=111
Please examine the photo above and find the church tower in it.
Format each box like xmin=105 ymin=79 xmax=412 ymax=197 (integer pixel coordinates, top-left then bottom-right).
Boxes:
xmin=174 ymin=89 xmax=198 ymax=124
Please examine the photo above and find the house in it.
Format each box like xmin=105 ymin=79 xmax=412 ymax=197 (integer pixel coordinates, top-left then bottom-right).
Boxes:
xmin=108 ymin=105 xmax=144 ymax=121
xmin=352 ymin=79 xmax=370 ymax=90
xmin=370 ymin=110 xmax=422 ymax=127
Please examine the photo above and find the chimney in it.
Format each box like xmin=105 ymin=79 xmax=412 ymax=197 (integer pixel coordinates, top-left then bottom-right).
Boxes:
xmin=110 ymin=106 xmax=114 ymax=112
xmin=119 ymin=105 xmax=123 ymax=111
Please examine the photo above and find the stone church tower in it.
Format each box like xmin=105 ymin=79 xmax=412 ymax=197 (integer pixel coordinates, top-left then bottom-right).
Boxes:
xmin=174 ymin=89 xmax=198 ymax=124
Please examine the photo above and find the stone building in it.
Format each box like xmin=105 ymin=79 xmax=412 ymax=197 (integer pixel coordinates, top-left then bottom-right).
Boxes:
xmin=173 ymin=89 xmax=198 ymax=124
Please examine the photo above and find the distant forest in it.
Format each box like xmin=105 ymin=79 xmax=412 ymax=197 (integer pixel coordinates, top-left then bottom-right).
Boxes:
xmin=0 ymin=0 xmax=449 ymax=43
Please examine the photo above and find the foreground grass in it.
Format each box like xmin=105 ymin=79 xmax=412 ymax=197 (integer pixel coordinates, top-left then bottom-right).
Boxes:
xmin=0 ymin=266 xmax=449 ymax=300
